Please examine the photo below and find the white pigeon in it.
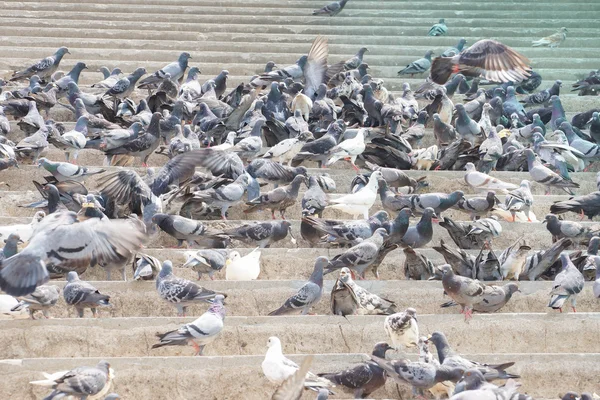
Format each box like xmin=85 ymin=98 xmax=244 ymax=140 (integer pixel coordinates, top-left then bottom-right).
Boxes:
xmin=261 ymin=336 xmax=332 ymax=391
xmin=225 ymin=247 xmax=261 ymax=280
xmin=326 ymin=170 xmax=382 ymax=219
xmin=325 ymin=128 xmax=366 ymax=171
xmin=383 ymin=307 xmax=419 ymax=351
xmin=262 ymin=131 xmax=311 ymax=166
xmin=0 ymin=294 xmax=29 ymax=319
xmin=464 ymin=163 xmax=518 ymax=193
xmin=210 ymin=132 xmax=236 ymax=151
xmin=0 ymin=211 xmax=45 ymax=242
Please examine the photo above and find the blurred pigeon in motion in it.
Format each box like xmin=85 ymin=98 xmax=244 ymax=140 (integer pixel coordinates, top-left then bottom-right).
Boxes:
xmin=430 ymin=39 xmax=530 ymax=84
xmin=152 ymin=294 xmax=225 ymax=355
xmin=330 ymin=267 xmax=397 ymax=315
xmin=428 ymin=19 xmax=448 ymax=36
xmin=532 ymin=27 xmax=568 ymax=48
xmin=318 ymin=342 xmax=393 ymax=398
xmin=312 ymin=0 xmax=349 ymax=16
xmin=272 ymin=356 xmax=317 ymax=400
xmin=11 ymin=47 xmax=70 ymax=81
xmin=11 ymin=284 xmax=60 ymax=319
xmin=132 ymin=253 xmax=162 ymax=281
xmin=548 ymin=253 xmax=585 ymax=313
xmin=30 ymin=360 xmax=113 ymax=400
xmin=384 ymin=307 xmax=419 ymax=350
xmin=269 ymin=257 xmax=325 ymax=315
xmin=0 ymin=211 xmax=144 ymax=296
xmin=156 ymin=260 xmax=223 ymax=316
xmin=63 ymin=271 xmax=111 ymax=318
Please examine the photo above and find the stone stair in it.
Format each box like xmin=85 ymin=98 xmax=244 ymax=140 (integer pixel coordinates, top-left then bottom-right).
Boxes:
xmin=1 ymin=0 xmax=599 ymax=398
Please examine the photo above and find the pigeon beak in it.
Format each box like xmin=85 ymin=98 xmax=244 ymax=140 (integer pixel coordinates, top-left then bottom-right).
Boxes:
xmin=67 ymin=50 xmax=71 ymax=54
xmin=541 ymin=220 xmax=547 ymax=224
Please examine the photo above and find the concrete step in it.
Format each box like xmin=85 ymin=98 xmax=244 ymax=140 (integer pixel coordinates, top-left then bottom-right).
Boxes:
xmin=2 ymin=353 xmax=597 ymax=399
xmin=13 ymin=279 xmax=598 ymax=318
xmin=2 ymin=313 xmax=599 ymax=359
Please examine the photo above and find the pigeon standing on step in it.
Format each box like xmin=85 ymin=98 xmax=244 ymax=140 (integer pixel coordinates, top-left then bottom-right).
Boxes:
xmin=63 ymin=271 xmax=111 ymax=318
xmin=302 ymin=175 xmax=328 ymax=217
xmin=268 ymin=256 xmax=325 ymax=315
xmin=326 ymin=170 xmax=382 ymax=219
xmin=324 ymin=228 xmax=388 ymax=279
xmin=543 ymin=214 xmax=597 ymax=244
xmin=398 ymin=51 xmax=434 ymax=77
xmin=454 ymin=192 xmax=499 ymax=220
xmin=440 ymin=264 xmax=486 ymax=320
xmin=384 ymin=307 xmax=419 ymax=350
xmin=532 ymin=27 xmax=568 ymax=48
xmin=11 ymin=284 xmax=60 ymax=319
xmin=330 ymin=267 xmax=397 ymax=315
xmin=156 ymin=261 xmax=223 ymax=316
xmin=548 ymin=253 xmax=585 ymax=313
xmin=503 ymin=180 xmax=534 ymax=222
xmin=152 ymin=294 xmax=225 ymax=355
xmin=11 ymin=47 xmax=70 ymax=81
xmin=524 ymin=149 xmax=579 ymax=195
xmin=428 ymin=19 xmax=448 ymax=36
xmin=244 ymin=174 xmax=306 ymax=220
xmin=401 ymin=207 xmax=437 ymax=248
xmin=441 ymin=283 xmax=520 ymax=314
xmin=138 ymin=52 xmax=191 ymax=89
xmin=464 ymin=163 xmax=518 ymax=193
xmin=312 ymin=0 xmax=349 ymax=16
xmin=132 ymin=253 xmax=162 ymax=281
xmin=221 ymin=220 xmax=295 ymax=248
xmin=182 ymin=249 xmax=230 ymax=280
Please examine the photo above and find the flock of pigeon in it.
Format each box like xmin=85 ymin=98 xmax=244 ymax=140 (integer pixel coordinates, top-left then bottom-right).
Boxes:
xmin=0 ymin=4 xmax=599 ymax=400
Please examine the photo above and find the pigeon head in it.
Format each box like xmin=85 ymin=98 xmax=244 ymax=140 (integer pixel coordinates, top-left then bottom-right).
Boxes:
xmin=66 ymin=271 xmax=79 ymax=282
xmin=36 ymin=157 xmax=48 ymax=168
xmin=311 ymin=256 xmax=328 ymax=284
xmin=373 ymin=228 xmax=389 ymax=240
xmin=71 ymin=62 xmax=88 ymax=72
xmin=296 ymin=55 xmax=308 ymax=69
xmin=338 ymin=267 xmax=352 ymax=283
xmin=210 ymin=294 xmax=226 ymax=310
xmin=422 ymin=207 xmax=438 ymax=221
xmin=96 ymin=360 xmax=111 ymax=374
xmin=29 ymin=75 xmax=41 ymax=86
xmin=461 ymin=368 xmax=486 ymax=385
xmin=178 ymin=52 xmax=192 ymax=64
xmin=111 ymin=67 xmax=122 ymax=75
xmin=357 ymin=47 xmax=369 ymax=56
xmin=371 ymin=342 xmax=393 ymax=358
xmin=424 ymin=50 xmax=434 ymax=59
xmin=266 ymin=336 xmax=282 ymax=349
xmin=265 ymin=61 xmax=277 ymax=71
xmin=131 ymin=67 xmax=147 ymax=78
xmin=371 ymin=210 xmax=390 ymax=223
xmin=159 ymin=260 xmax=173 ymax=277
xmin=4 ymin=233 xmax=23 ymax=245
xmin=559 ymin=27 xmax=568 ymax=33
xmin=505 ymin=282 xmax=520 ymax=295
xmin=438 ymin=18 xmax=445 ymax=23
xmin=439 ymin=264 xmax=453 ymax=276
xmin=542 ymin=213 xmax=559 ymax=225
xmin=187 ymin=67 xmax=201 ymax=78
xmin=485 ymin=191 xmax=499 ymax=204
xmin=55 ymin=47 xmax=70 ymax=56
xmin=66 ymin=81 xmax=80 ymax=94
xmin=523 ymin=148 xmax=536 ymax=164
xmin=559 ymin=121 xmax=575 ymax=138
xmin=588 ymin=236 xmax=600 ymax=254
xmin=561 ymin=393 xmax=578 ymax=400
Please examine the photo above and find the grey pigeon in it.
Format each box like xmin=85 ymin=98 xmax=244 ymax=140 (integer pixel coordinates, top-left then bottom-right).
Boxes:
xmin=103 ymin=67 xmax=147 ymax=104
xmin=344 ymin=47 xmax=369 ymax=70
xmin=132 ymin=253 xmax=162 ymax=281
xmin=153 ymin=294 xmax=225 ymax=355
xmin=441 ymin=38 xmax=467 ymax=58
xmin=54 ymin=62 xmax=88 ymax=95
xmin=523 ymin=238 xmax=573 ymax=281
xmin=401 ymin=207 xmax=437 ymax=248
xmin=366 ymin=161 xmax=426 ymax=192
xmin=0 ymin=212 xmax=144 ymax=297
xmin=454 ymin=192 xmax=499 ymax=221
xmin=30 ymin=360 xmax=112 ymax=400
xmin=403 ymin=246 xmax=434 ymax=280
xmin=520 ymin=80 xmax=562 ymax=107
xmin=0 ymin=233 xmax=21 ymax=261
xmin=269 ymin=257 xmax=325 ymax=315
xmin=63 ymin=271 xmax=111 ymax=318
xmin=548 ymin=253 xmax=585 ymax=313
xmin=312 ymin=0 xmax=349 ymax=16
xmin=428 ymin=19 xmax=448 ymax=36
xmin=152 ymin=213 xmax=218 ymax=248
xmin=318 ymin=342 xmax=393 ymax=399
xmin=543 ymin=214 xmax=598 ymax=245
xmin=503 ymin=180 xmax=533 ymax=222
xmin=433 ymin=113 xmax=457 ymax=146
xmin=503 ymin=86 xmax=527 ymax=122
xmin=222 ymin=220 xmax=294 ymax=248
xmin=37 ymin=157 xmax=105 ymax=182
xmin=11 ymin=284 xmax=60 ymax=319
xmin=451 ymin=379 xmax=522 ymax=400
xmin=182 ymin=249 xmax=230 ymax=280
xmin=245 ymin=175 xmax=305 ymax=220
xmin=302 ymin=175 xmax=328 ymax=217
xmin=138 ymin=52 xmax=191 ymax=88
xmin=330 ymin=267 xmax=397 ymax=315
xmin=191 ymin=173 xmax=251 ymax=219
xmin=441 ymin=283 xmax=519 ymax=313
xmin=409 ymin=191 xmax=464 ymax=216
xmin=433 ymin=239 xmax=477 ymax=278
xmin=105 ymin=112 xmax=162 ymax=167
xmin=11 ymin=47 xmax=70 ymax=81
xmin=383 ymin=307 xmax=419 ymax=350
xmin=440 ymin=264 xmax=486 ymax=320
xmin=325 ymin=228 xmax=387 ymax=279
xmin=92 ymin=67 xmax=122 ymax=88
xmin=524 ymin=148 xmax=579 ymax=195
xmin=550 ymin=190 xmax=600 ymax=221
xmin=156 ymin=260 xmax=223 ymax=316
xmin=455 ymin=104 xmax=482 ymax=145
xmin=302 ymin=210 xmax=389 ymax=246
xmin=398 ymin=51 xmax=434 ymax=77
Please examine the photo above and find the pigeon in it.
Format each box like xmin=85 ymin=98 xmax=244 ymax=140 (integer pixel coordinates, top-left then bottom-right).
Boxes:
xmin=401 ymin=207 xmax=437 ymax=248
xmin=262 ymin=130 xmax=312 ymax=166
xmin=10 ymin=284 xmax=60 ymax=319
xmin=11 ymin=47 xmax=70 ymax=81
xmin=326 ymin=128 xmax=366 ymax=171
xmin=0 ymin=233 xmax=22 ymax=262
xmin=132 ymin=253 xmax=162 ymax=281
xmin=182 ymin=249 xmax=230 ymax=280
xmin=0 ymin=211 xmax=144 ymax=296
xmin=441 ymin=283 xmax=520 ymax=314
xmin=156 ymin=261 xmax=223 ymax=316
xmin=152 ymin=294 xmax=225 ymax=355
xmin=268 ymin=256 xmax=325 ymax=315
xmin=324 ymin=228 xmax=387 ymax=279
xmin=455 ymin=104 xmax=483 ymax=145
xmin=37 ymin=157 xmax=105 ymax=182
xmin=330 ymin=267 xmax=397 ymax=315
xmin=548 ymin=253 xmax=585 ymax=313
xmin=503 ymin=180 xmax=534 ymax=222
xmin=138 ymin=52 xmax=191 ymax=88
xmin=520 ymin=80 xmax=562 ymax=107
xmin=30 ymin=360 xmax=113 ymax=400
xmin=103 ymin=67 xmax=147 ymax=105
xmin=384 ymin=307 xmax=419 ymax=350
xmin=464 ymin=163 xmax=518 ymax=193
xmin=190 ymin=173 xmax=251 ymax=220
xmin=522 ymin=238 xmax=573 ymax=281
xmin=428 ymin=18 xmax=448 ymax=35
xmin=532 ymin=27 xmax=568 ymax=48
xmin=302 ymin=175 xmax=328 ymax=217
xmin=104 ymin=112 xmax=163 ymax=167
xmin=467 ymin=216 xmax=502 ymax=246
xmin=152 ymin=214 xmax=220 ymax=248
xmin=543 ymin=214 xmax=598 ymax=245
xmin=326 ymin=171 xmax=382 ymax=219
xmin=524 ymin=149 xmax=580 ymax=195
xmin=440 ymin=264 xmax=486 ymax=320
xmin=318 ymin=342 xmax=393 ymax=399
xmin=222 ymin=220 xmax=294 ymax=248
xmin=441 ymin=38 xmax=467 ymax=58
xmin=302 ymin=210 xmax=389 ymax=246
xmin=63 ymin=271 xmax=111 ymax=318
xmin=344 ymin=47 xmax=369 ymax=70
xmin=409 ymin=191 xmax=464 ymax=216
xmin=430 ymin=39 xmax=531 ymax=85
xmin=403 ymin=246 xmax=435 ymax=280
xmin=312 ymin=0 xmax=349 ymax=16
xmin=245 ymin=175 xmax=306 ymax=220
xmin=454 ymin=192 xmax=499 ymax=220
xmin=398 ymin=51 xmax=434 ymax=77
xmin=225 ymin=248 xmax=261 ymax=280
xmin=262 ymin=336 xmax=333 ymax=392
xmin=92 ymin=67 xmax=122 ymax=89
xmin=498 ymin=239 xmax=531 ymax=280
xmin=451 ymin=379 xmax=522 ymax=400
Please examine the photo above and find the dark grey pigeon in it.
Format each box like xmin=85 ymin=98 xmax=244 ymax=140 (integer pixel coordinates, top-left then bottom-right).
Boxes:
xmin=344 ymin=47 xmax=368 ymax=70
xmin=520 ymin=80 xmax=561 ymax=107
xmin=398 ymin=51 xmax=434 ymax=77
xmin=269 ymin=257 xmax=325 ymax=315
xmin=0 ymin=233 xmax=22 ymax=261
xmin=188 ymin=173 xmax=251 ymax=220
xmin=293 ymin=120 xmax=345 ymax=167
xmin=54 ymin=62 xmax=88 ymax=95
xmin=403 ymin=246 xmax=434 ymax=280
xmin=548 ymin=252 xmax=585 ymax=312
xmin=503 ymin=86 xmax=527 ymax=122
xmin=523 ymin=238 xmax=573 ymax=281
xmin=312 ymin=0 xmax=349 ymax=16
xmin=454 ymin=191 xmax=499 ymax=220
xmin=302 ymin=175 xmax=328 ymax=217
xmin=156 ymin=260 xmax=223 ymax=316
xmin=433 ymin=113 xmax=457 ymax=146
xmin=318 ymin=342 xmax=393 ymax=398
xmin=222 ymin=220 xmax=294 ymax=248
xmin=432 ymin=239 xmax=477 ymax=278
xmin=63 ymin=271 xmax=111 ymax=318
xmin=10 ymin=47 xmax=70 ymax=81
xmin=244 ymin=174 xmax=305 ymax=220
xmin=543 ymin=214 xmax=597 ymax=244
xmin=428 ymin=18 xmax=448 ymax=36
xmin=455 ymin=103 xmax=482 ymax=145
xmin=152 ymin=213 xmax=217 ymax=247
xmin=401 ymin=208 xmax=437 ymax=248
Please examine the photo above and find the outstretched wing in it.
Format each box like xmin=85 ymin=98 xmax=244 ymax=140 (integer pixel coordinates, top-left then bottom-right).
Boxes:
xmin=303 ymin=36 xmax=329 ymax=98
xmin=458 ymin=39 xmax=531 ymax=83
